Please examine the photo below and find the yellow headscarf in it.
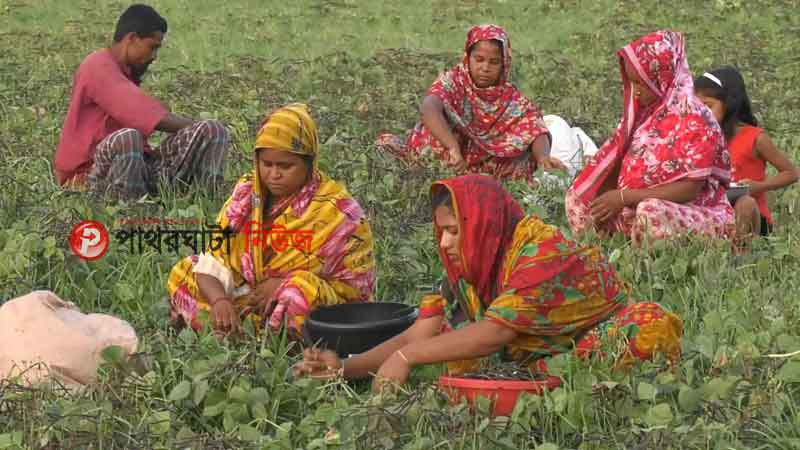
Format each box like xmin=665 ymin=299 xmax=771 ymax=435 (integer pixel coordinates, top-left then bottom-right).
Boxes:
xmin=254 ymin=103 xmax=320 ymax=172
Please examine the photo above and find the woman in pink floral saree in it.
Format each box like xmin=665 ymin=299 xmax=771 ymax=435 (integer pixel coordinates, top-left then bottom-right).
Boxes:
xmin=566 ymin=30 xmax=734 ymax=243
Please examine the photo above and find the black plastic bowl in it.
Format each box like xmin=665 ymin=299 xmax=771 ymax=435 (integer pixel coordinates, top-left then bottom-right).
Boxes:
xmin=304 ymin=302 xmax=418 ymax=357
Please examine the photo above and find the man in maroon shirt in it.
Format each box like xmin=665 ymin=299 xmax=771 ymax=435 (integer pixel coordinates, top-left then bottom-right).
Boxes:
xmin=54 ymin=4 xmax=229 ymax=199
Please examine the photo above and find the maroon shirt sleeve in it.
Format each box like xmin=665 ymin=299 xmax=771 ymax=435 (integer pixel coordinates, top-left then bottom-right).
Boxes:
xmin=86 ymin=60 xmax=168 ymax=137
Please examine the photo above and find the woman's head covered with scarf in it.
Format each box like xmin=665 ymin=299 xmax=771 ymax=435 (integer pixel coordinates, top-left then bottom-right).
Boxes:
xmin=463 ymin=24 xmax=510 ymax=89
xmin=424 ymin=24 xmax=549 ymax=161
xmin=253 ymin=103 xmax=320 ymax=200
xmin=430 ymin=175 xmax=524 ymax=304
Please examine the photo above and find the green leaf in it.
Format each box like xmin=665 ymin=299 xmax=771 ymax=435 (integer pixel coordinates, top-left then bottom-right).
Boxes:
xmin=230 ymin=386 xmax=250 ymax=403
xmin=671 ymin=258 xmax=688 ymax=278
xmin=307 ymin=438 xmax=327 ymax=450
xmin=276 ymin=421 xmax=294 ymax=439
xmin=597 ymin=381 xmax=619 ymax=390
xmin=655 ymin=372 xmax=677 ymax=384
xmin=535 ymin=444 xmax=559 ymax=450
xmin=238 ymin=424 xmax=261 ymax=442
xmin=202 ymin=400 xmax=227 ymax=417
xmin=205 ymin=389 xmax=227 ymax=407
xmin=249 ymin=387 xmax=269 ymax=405
xmin=644 ymin=403 xmax=673 ymax=427
xmin=550 ymin=388 xmax=567 ymax=413
xmin=379 ymin=435 xmax=394 ymax=449
xmin=193 ymin=379 xmax=209 ymax=405
xmin=168 ymin=380 xmax=192 ymax=402
xmin=148 ymin=410 xmax=171 ymax=435
xmin=223 ymin=413 xmax=236 ymax=433
xmin=476 ymin=417 xmax=490 ymax=433
xmin=178 ymin=327 xmax=196 ymax=345
xmin=776 ymin=334 xmax=800 ymax=353
xmin=176 ymin=426 xmax=196 ymax=442
xmin=694 ymin=334 xmax=715 ymax=359
xmin=677 ymin=386 xmax=701 ymax=412
xmin=652 ymin=255 xmax=673 ymax=273
xmin=227 ymin=402 xmax=251 ymax=423
xmin=99 ymin=347 xmax=127 ymax=371
xmin=0 ymin=432 xmax=23 ymax=449
xmin=637 ymin=382 xmax=657 ymax=401
xmin=702 ymin=377 xmax=740 ymax=400
xmin=777 ymin=361 xmax=800 ymax=383
xmin=44 ymin=235 xmax=57 ymax=248
xmin=293 ymin=377 xmax=314 ymax=388
xmin=252 ymin=402 xmax=268 ymax=420
xmin=403 ymin=437 xmax=434 ymax=450
xmin=475 ymin=395 xmax=492 ymax=415
xmin=703 ymin=310 xmax=723 ymax=331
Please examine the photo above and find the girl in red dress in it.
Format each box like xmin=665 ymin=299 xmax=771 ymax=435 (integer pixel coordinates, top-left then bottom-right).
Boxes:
xmin=695 ymin=67 xmax=798 ymax=239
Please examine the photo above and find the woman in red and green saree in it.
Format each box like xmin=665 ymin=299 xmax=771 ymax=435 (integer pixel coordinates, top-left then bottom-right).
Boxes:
xmin=376 ymin=24 xmax=565 ymax=183
xmin=294 ymin=174 xmax=682 ymax=387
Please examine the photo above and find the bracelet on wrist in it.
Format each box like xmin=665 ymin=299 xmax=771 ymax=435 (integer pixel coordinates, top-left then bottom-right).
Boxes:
xmin=396 ymin=350 xmax=411 ymax=365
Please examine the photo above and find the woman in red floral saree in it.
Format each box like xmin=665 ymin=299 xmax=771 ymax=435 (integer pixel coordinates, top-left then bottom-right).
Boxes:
xmin=376 ymin=24 xmax=563 ymax=183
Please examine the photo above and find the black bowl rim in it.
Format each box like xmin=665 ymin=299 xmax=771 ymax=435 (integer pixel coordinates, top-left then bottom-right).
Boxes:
xmin=306 ymin=303 xmax=419 ymax=332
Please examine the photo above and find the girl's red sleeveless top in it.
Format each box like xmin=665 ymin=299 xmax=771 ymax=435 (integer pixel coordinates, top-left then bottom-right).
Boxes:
xmin=730 ymin=125 xmax=771 ymax=223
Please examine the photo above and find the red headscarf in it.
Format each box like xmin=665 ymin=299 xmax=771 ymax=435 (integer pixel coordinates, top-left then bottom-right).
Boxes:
xmin=431 ymin=175 xmax=524 ymax=304
xmin=571 ymin=30 xmax=730 ymax=206
xmin=427 ymin=24 xmax=549 ymax=162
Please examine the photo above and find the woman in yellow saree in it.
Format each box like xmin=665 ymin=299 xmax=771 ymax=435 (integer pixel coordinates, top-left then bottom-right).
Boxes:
xmin=166 ymin=103 xmax=375 ymax=336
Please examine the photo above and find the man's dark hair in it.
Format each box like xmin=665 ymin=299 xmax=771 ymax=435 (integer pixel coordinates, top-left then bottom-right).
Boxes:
xmin=113 ymin=4 xmax=167 ymax=42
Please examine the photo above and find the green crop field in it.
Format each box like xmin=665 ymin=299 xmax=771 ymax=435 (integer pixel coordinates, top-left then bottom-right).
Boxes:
xmin=2 ymin=0 xmax=800 ymax=448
